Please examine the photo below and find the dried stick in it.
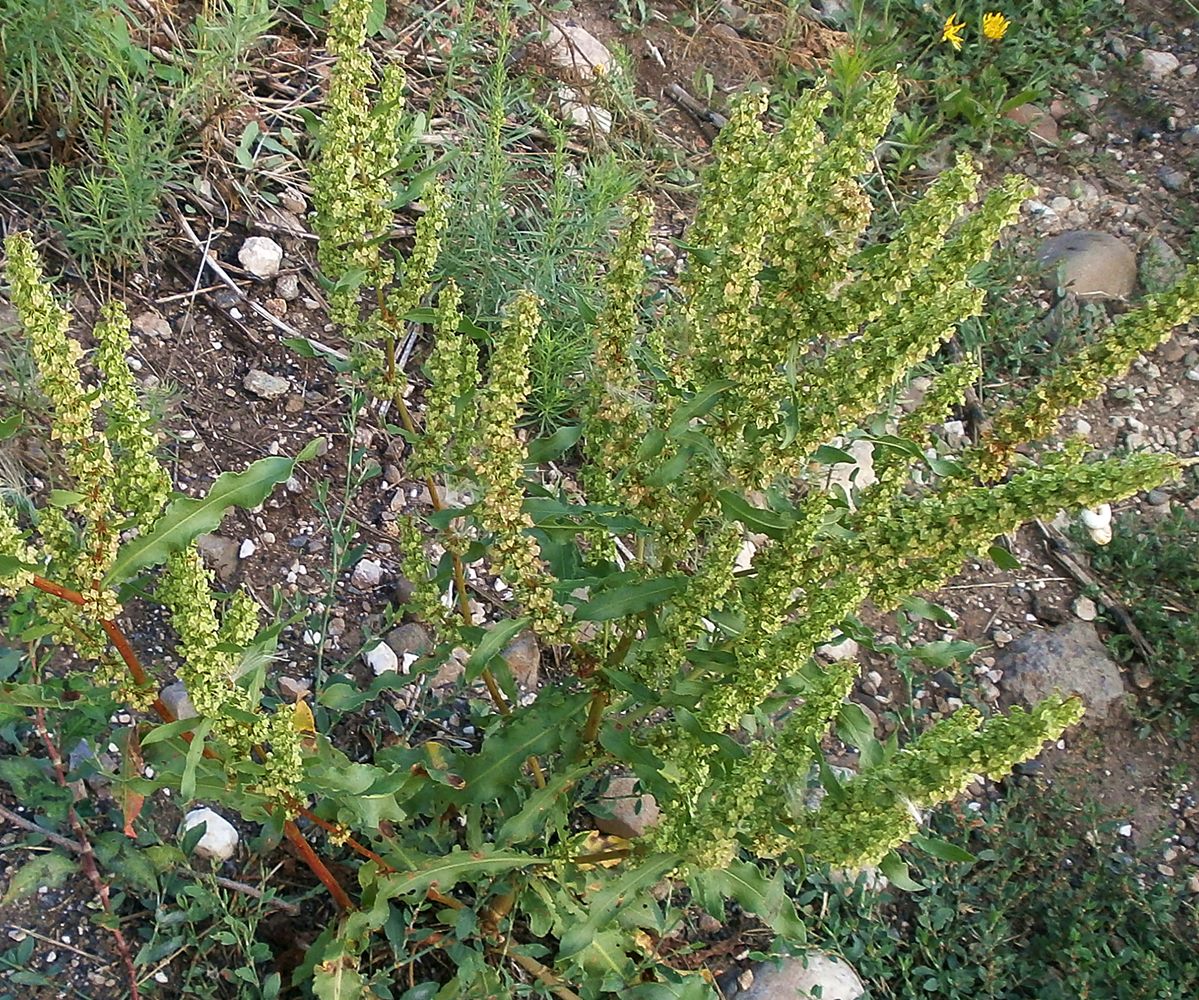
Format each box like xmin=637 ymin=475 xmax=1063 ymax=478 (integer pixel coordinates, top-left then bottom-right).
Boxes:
xmin=0 ymin=805 xmax=300 ymax=915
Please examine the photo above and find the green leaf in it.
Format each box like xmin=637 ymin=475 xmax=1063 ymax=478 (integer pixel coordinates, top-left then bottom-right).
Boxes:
xmin=319 ymin=671 xmax=414 ymax=712
xmin=988 ymin=544 xmax=1022 ymax=571
xmin=496 ymin=767 xmax=586 ymax=845
xmin=574 ymin=576 xmax=687 ymax=622
xmin=0 ymin=555 xmax=38 ymax=579
xmin=557 ymin=855 xmax=679 ymax=959
xmin=911 ymin=640 xmax=977 ymax=669
xmin=879 ymin=850 xmax=925 ymax=891
xmin=105 ymin=448 xmax=318 ymax=585
xmin=911 ymin=833 xmax=976 ymax=864
xmin=813 ymin=444 xmax=856 ymax=465
xmin=0 ymin=413 xmax=21 ymax=440
xmin=141 ymin=717 xmax=202 ymax=746
xmin=837 ymin=703 xmax=876 ymax=751
xmin=313 ymin=962 xmax=365 ymax=1000
xmin=667 ymin=380 xmax=734 ymax=437
xmin=1 ymin=850 xmax=75 ymax=904
xmin=717 ymin=490 xmax=791 ymax=540
xmin=180 ymin=719 xmax=211 ymax=802
xmin=693 ymin=860 xmax=806 ymax=943
xmin=464 ymin=617 xmax=529 ymax=683
xmin=376 ymin=847 xmax=535 ymax=900
xmin=526 ymin=425 xmax=583 ymax=463
xmin=455 ymin=693 xmax=588 ymax=805
xmin=899 ymin=596 xmax=956 ymax=627
xmin=644 ymin=449 xmax=691 ymax=488
xmin=48 ymin=489 xmax=86 ymax=508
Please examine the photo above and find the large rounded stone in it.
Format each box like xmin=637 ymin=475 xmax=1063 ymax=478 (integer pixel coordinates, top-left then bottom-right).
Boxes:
xmin=1036 ymin=231 xmax=1136 ymax=300
xmin=741 ymin=953 xmax=865 ymax=999
xmin=595 ymin=775 xmax=661 ymax=839
xmin=996 ymin=622 xmax=1126 ymax=723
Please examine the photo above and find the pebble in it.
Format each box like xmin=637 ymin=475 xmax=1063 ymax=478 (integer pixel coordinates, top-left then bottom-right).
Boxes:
xmin=1159 ymin=167 xmax=1188 ymax=192
xmin=992 ymin=629 xmax=1014 ymax=647
xmin=1073 ymin=596 xmax=1098 ymax=621
xmin=364 ymin=641 xmax=400 ymax=676
xmin=278 ymin=676 xmax=310 ymax=700
xmin=239 ymin=539 xmax=256 ymax=558
xmin=1183 ymin=126 xmax=1199 ymax=146
xmin=182 ymin=808 xmax=239 ymax=862
xmin=243 ymin=369 xmax=290 ymax=399
xmin=276 ymin=273 xmax=300 ymax=301
xmin=132 ymin=311 xmax=172 ymax=338
xmin=351 ymin=558 xmax=384 ymax=589
xmin=1142 ymin=49 xmax=1181 ymax=79
xmin=238 ymin=236 xmax=284 ymax=278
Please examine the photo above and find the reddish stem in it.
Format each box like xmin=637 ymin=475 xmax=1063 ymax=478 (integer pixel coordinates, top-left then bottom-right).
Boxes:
xmin=30 ymin=574 xmax=354 ymax=911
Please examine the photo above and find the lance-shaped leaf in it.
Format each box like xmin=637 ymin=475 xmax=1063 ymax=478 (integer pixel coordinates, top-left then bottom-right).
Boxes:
xmin=104 ymin=442 xmax=319 ymax=585
xmin=375 ymin=846 xmax=536 ymax=901
xmin=690 ymin=860 xmax=807 ymax=943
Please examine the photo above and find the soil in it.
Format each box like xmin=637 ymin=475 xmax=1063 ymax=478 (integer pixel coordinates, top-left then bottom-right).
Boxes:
xmin=1 ymin=0 xmax=1197 ymax=996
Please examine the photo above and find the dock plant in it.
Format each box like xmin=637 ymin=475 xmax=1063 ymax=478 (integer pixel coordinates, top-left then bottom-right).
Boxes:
xmin=2 ymin=0 xmax=1199 ymax=994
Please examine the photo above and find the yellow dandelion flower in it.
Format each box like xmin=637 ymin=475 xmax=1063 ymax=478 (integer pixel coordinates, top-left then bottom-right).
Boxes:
xmin=941 ymin=13 xmax=967 ymax=50
xmin=982 ymin=12 xmax=1011 ymax=40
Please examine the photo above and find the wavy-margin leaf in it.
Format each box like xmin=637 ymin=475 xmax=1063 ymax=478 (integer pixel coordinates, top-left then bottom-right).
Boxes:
xmin=105 ymin=443 xmax=318 ymax=585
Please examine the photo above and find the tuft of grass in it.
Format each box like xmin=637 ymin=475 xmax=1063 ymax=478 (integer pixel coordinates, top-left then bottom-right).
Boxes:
xmin=798 ymin=780 xmax=1199 ymax=999
xmin=434 ymin=7 xmax=640 ymax=430
xmin=1080 ymin=492 xmax=1199 ymax=733
xmin=4 ymin=0 xmax=272 ymax=271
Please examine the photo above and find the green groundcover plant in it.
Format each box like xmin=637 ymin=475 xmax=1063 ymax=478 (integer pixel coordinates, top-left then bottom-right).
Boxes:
xmin=3 ymin=0 xmax=1199 ymax=995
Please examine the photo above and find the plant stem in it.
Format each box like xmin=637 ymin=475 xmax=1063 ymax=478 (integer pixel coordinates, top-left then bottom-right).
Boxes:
xmin=582 ymin=688 xmax=608 ymax=744
xmin=385 ymin=384 xmax=549 ymax=787
xmin=29 ymin=574 xmax=354 ymax=911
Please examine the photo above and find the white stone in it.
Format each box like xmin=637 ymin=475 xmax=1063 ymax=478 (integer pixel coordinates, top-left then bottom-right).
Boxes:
xmin=741 ymin=952 xmax=865 ymax=1000
xmin=1142 ymin=50 xmax=1181 ymax=80
xmin=238 ymin=539 xmax=256 ymax=558
xmin=238 ymin=236 xmax=284 ymax=278
xmin=544 ymin=23 xmax=615 ymax=77
xmin=1081 ymin=503 xmax=1112 ymax=545
xmin=364 ymin=641 xmax=399 ymax=675
xmin=1073 ymin=596 xmax=1098 ymax=621
xmin=182 ymin=808 xmax=239 ymax=862
xmin=351 ymin=558 xmax=384 ymax=589
xmin=818 ymin=636 xmax=860 ymax=661
xmin=1118 ymin=823 xmax=1133 ymax=837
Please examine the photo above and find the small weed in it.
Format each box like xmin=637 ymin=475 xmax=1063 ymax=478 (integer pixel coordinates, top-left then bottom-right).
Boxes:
xmin=800 ymin=780 xmax=1199 ymax=998
xmin=1080 ymin=492 xmax=1199 ymax=733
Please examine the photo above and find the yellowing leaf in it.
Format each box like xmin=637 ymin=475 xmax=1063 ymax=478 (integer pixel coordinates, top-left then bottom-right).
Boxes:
xmin=293 ymin=698 xmax=316 ymax=735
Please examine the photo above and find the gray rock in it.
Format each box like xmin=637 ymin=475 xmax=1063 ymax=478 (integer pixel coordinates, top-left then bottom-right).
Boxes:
xmin=544 ymin=23 xmax=614 ymax=78
xmin=1159 ymin=167 xmax=1188 ymax=192
xmin=595 ymin=775 xmax=661 ymax=839
xmin=161 ymin=681 xmax=199 ymax=720
xmin=237 ymin=236 xmax=283 ymax=278
xmin=1139 ymin=236 xmax=1185 ymax=293
xmin=196 ymin=533 xmax=240 ymax=583
xmin=1037 ymin=230 xmax=1136 ymax=300
xmin=387 ymin=622 xmax=433 ymax=659
xmin=502 ymin=630 xmax=540 ymax=689
xmin=275 ymin=273 xmax=300 ymax=301
xmin=1182 ymin=126 xmax=1199 ymax=146
xmin=740 ymin=953 xmax=865 ymax=1000
xmin=243 ymin=369 xmax=290 ymax=399
xmin=277 ymin=676 xmax=310 ymax=701
xmin=131 ymin=310 xmax=172 ymax=338
xmin=1141 ymin=49 xmax=1181 ymax=80
xmin=996 ymin=622 xmax=1126 ymax=723
xmin=1107 ymin=36 xmax=1129 ymax=60
xmin=351 ymin=558 xmax=384 ymax=590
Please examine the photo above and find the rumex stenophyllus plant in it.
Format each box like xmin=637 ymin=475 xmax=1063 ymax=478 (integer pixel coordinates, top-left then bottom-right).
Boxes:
xmin=298 ymin=1 xmax=1199 ymax=991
